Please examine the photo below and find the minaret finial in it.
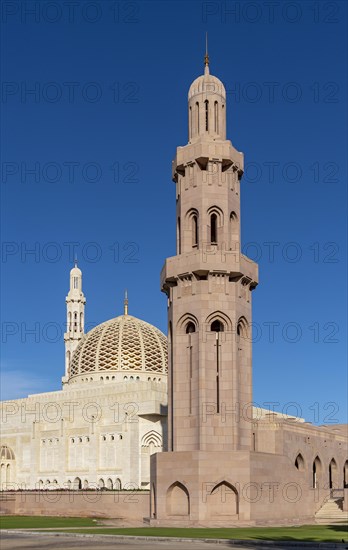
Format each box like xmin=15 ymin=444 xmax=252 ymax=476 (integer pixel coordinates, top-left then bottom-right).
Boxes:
xmin=204 ymin=32 xmax=209 ymax=74
xmin=124 ymin=289 xmax=128 ymax=315
xmin=74 ymin=255 xmax=77 ymax=268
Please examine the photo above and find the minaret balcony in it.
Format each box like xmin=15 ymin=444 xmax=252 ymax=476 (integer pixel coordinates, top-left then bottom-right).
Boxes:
xmin=172 ymin=141 xmax=244 ymax=181
xmin=161 ymin=248 xmax=258 ymax=290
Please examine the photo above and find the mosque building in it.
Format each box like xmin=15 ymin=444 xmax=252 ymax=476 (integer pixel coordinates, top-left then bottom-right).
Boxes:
xmin=1 ymin=53 xmax=347 ymax=525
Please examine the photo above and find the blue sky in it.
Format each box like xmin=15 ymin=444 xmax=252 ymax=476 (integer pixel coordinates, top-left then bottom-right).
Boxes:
xmin=1 ymin=0 xmax=347 ymax=425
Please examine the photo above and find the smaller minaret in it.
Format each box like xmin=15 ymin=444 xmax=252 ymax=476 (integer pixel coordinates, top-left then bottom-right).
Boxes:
xmin=123 ymin=289 xmax=128 ymax=315
xmin=63 ymin=261 xmax=86 ymax=384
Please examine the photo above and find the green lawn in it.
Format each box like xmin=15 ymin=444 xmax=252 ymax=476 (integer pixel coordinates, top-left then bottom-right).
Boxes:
xmin=0 ymin=516 xmax=98 ymax=529
xmin=52 ymin=525 xmax=348 ymax=541
xmin=1 ymin=517 xmax=348 ymax=541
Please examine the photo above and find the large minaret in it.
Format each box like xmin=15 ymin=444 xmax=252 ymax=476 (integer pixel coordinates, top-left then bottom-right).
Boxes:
xmin=63 ymin=262 xmax=86 ymax=383
xmin=163 ymin=53 xmax=258 ymax=453
xmin=151 ymin=52 xmax=258 ymax=524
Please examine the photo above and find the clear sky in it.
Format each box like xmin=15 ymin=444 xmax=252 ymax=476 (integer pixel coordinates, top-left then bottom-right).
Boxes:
xmin=1 ymin=0 xmax=347 ymax=425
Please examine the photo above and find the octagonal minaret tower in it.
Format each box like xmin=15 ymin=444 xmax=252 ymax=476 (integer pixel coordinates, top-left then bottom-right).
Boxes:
xmin=63 ymin=262 xmax=86 ymax=384
xmin=162 ymin=53 xmax=258 ymax=453
xmin=151 ymin=52 xmax=259 ymax=525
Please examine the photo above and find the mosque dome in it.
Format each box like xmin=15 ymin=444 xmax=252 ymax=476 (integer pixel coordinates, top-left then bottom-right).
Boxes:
xmin=70 ymin=265 xmax=82 ymax=277
xmin=68 ymin=314 xmax=168 ymax=381
xmin=188 ymin=69 xmax=226 ymax=101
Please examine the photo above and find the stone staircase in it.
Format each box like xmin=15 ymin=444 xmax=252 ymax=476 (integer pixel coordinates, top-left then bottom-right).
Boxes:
xmin=315 ymin=498 xmax=348 ymax=523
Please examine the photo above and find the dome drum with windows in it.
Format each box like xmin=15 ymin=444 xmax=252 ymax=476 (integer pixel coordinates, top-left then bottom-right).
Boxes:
xmin=68 ymin=312 xmax=168 ymax=384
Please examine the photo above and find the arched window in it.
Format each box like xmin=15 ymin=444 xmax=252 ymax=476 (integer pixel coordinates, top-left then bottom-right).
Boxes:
xmin=237 ymin=317 xmax=248 ymax=340
xmin=230 ymin=211 xmax=238 ymax=246
xmin=211 ymin=320 xmax=224 ymax=332
xmin=295 ymin=453 xmax=305 ymax=471
xmin=344 ymin=460 xmax=348 ymax=488
xmin=204 ymin=100 xmax=209 ymax=131
xmin=196 ymin=102 xmax=199 ymax=134
xmin=177 ymin=217 xmax=181 ymax=254
xmin=210 ymin=213 xmax=217 ymax=243
xmin=313 ymin=456 xmax=321 ymax=488
xmin=189 ymin=106 xmax=192 ymax=138
xmin=73 ymin=477 xmax=82 ymax=490
xmin=214 ymin=101 xmax=218 ymax=133
xmin=98 ymin=478 xmax=105 ymax=489
xmin=74 ymin=277 xmax=78 ymax=289
xmin=186 ymin=322 xmax=196 ymax=334
xmin=329 ymin=458 xmax=338 ymax=489
xmin=107 ymin=478 xmax=113 ymax=490
xmin=192 ymin=214 xmax=198 ymax=247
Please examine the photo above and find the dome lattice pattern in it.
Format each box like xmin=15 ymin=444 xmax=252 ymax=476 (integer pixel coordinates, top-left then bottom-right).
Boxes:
xmin=69 ymin=315 xmax=167 ymax=379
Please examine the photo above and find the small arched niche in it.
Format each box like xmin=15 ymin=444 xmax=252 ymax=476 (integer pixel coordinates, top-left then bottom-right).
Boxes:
xmin=166 ymin=481 xmax=190 ymax=516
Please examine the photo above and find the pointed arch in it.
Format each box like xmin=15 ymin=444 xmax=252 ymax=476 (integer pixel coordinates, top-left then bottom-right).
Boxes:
xmin=0 ymin=446 xmax=15 ymax=460
xmin=207 ymin=481 xmax=239 ymax=516
xmin=177 ymin=313 xmax=199 ymax=334
xmin=186 ymin=208 xmax=199 ymax=248
xmin=141 ymin=430 xmax=162 ymax=449
xmin=98 ymin=478 xmax=105 ymax=489
xmin=313 ymin=456 xmax=322 ymax=488
xmin=166 ymin=481 xmax=190 ymax=516
xmin=329 ymin=458 xmax=338 ymax=489
xmin=206 ymin=311 xmax=232 ymax=332
xmin=237 ymin=316 xmax=249 ymax=339
xmin=73 ymin=477 xmax=82 ymax=490
xmin=207 ymin=206 xmax=224 ymax=245
xmin=114 ymin=478 xmax=121 ymax=490
xmin=106 ymin=478 xmax=113 ymax=490
xmin=214 ymin=100 xmax=218 ymax=133
xmin=230 ymin=211 xmax=238 ymax=246
xmin=294 ymin=453 xmax=305 ymax=471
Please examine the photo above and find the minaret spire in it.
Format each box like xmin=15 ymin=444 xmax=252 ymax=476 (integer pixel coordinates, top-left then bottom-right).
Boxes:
xmin=63 ymin=262 xmax=86 ymax=385
xmin=204 ymin=32 xmax=209 ymax=74
xmin=124 ymin=289 xmax=128 ymax=315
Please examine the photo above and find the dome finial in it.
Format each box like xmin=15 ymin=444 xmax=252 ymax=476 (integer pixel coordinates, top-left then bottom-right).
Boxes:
xmin=204 ymin=31 xmax=209 ymax=75
xmin=74 ymin=255 xmax=78 ymax=268
xmin=124 ymin=289 xmax=128 ymax=315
